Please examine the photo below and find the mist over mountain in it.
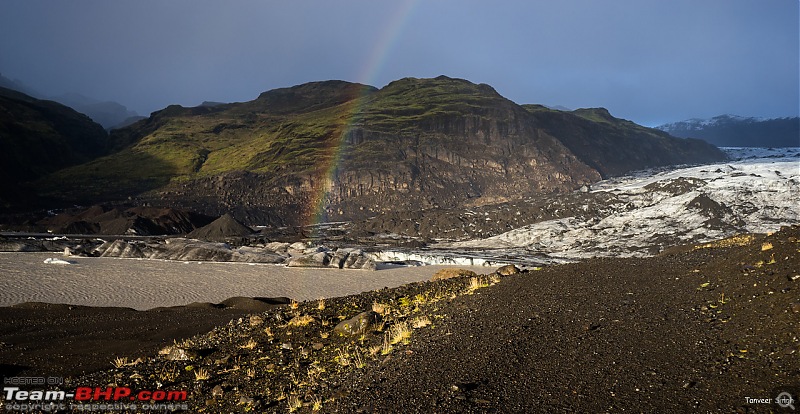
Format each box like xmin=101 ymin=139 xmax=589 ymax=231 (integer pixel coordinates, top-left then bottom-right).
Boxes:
xmin=0 ymin=73 xmax=40 ymax=97
xmin=657 ymin=115 xmax=800 ymax=147
xmin=0 ymin=87 xmax=108 ymax=208
xmin=50 ymin=92 xmax=140 ymax=130
xmin=0 ymin=73 xmax=139 ymax=129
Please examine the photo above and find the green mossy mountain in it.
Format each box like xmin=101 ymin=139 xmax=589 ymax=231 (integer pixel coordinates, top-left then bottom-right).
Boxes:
xmin=524 ymin=105 xmax=726 ymax=176
xmin=11 ymin=77 xmax=726 ymax=225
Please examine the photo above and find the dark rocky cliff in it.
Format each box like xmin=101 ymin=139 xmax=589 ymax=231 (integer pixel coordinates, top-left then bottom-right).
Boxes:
xmin=526 ymin=106 xmax=728 ymax=177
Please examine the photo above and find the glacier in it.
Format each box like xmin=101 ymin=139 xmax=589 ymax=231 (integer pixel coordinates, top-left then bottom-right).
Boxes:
xmin=377 ymin=147 xmax=800 ymax=266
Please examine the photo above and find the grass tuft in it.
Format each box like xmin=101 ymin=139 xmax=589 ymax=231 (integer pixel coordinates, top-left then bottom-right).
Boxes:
xmin=388 ymin=321 xmax=412 ymax=345
xmin=111 ymin=357 xmax=129 ymax=368
xmin=411 ymin=316 xmax=432 ymax=329
xmin=194 ymin=367 xmax=211 ymax=381
xmin=287 ymin=395 xmax=303 ymax=413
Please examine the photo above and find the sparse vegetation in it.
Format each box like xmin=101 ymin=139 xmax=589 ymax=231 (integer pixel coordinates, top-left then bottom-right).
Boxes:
xmin=467 ymin=276 xmax=490 ymax=293
xmin=336 ymin=348 xmax=351 ymax=367
xmin=193 ymin=367 xmax=211 ymax=381
xmin=411 ymin=315 xmax=432 ymax=329
xmin=695 ymin=234 xmax=755 ymax=249
xmin=287 ymin=395 xmax=303 ymax=413
xmin=388 ymin=321 xmax=412 ymax=345
xmin=65 ymin=263 xmax=514 ymax=412
xmin=111 ymin=357 xmax=129 ymax=368
xmin=240 ymin=338 xmax=258 ymax=350
xmin=288 ymin=315 xmax=315 ymax=327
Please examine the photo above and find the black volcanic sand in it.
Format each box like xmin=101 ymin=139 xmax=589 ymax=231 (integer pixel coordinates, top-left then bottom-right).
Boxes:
xmin=0 ymin=297 xmax=289 ymax=379
xmin=2 ymin=227 xmax=798 ymax=413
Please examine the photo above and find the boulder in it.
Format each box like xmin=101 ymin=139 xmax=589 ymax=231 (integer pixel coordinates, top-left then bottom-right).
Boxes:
xmin=63 ymin=244 xmax=95 ymax=257
xmin=164 ymin=347 xmax=199 ymax=361
xmin=495 ymin=264 xmax=521 ymax=276
xmin=303 ymin=246 xmax=327 ymax=254
xmin=431 ymin=268 xmax=478 ymax=281
xmin=288 ymin=242 xmax=307 ymax=252
xmin=342 ymin=250 xmax=377 ymax=270
xmin=334 ymin=311 xmax=381 ymax=336
xmin=264 ymin=242 xmax=290 ymax=253
xmin=328 ymin=248 xmax=352 ymax=268
xmin=286 ymin=251 xmax=331 ymax=268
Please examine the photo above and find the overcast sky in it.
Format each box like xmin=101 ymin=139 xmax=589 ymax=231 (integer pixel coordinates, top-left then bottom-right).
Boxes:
xmin=0 ymin=0 xmax=797 ymax=126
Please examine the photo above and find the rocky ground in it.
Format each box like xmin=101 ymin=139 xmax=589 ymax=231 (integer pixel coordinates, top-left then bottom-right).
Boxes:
xmin=2 ymin=225 xmax=797 ymax=413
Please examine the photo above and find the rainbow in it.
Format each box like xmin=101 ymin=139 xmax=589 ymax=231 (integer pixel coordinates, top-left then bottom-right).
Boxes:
xmin=304 ymin=0 xmax=420 ymax=229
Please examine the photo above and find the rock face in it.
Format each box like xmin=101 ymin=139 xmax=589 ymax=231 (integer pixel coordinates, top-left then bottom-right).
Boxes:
xmin=12 ymin=76 xmax=726 ymax=226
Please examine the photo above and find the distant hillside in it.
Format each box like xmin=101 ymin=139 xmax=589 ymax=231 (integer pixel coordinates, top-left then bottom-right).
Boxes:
xmin=0 ymin=87 xmax=108 ymax=209
xmin=0 ymin=73 xmax=39 ymax=97
xmin=52 ymin=92 xmax=139 ymax=130
xmin=657 ymin=115 xmax=800 ymax=147
xmin=19 ymin=76 xmax=724 ymax=224
xmin=0 ymin=74 xmax=139 ymax=130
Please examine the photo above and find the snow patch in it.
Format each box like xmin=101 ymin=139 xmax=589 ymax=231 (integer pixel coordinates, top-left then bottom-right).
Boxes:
xmin=44 ymin=258 xmax=74 ymax=265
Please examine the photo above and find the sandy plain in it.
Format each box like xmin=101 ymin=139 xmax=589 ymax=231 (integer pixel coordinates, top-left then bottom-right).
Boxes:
xmin=0 ymin=252 xmax=489 ymax=310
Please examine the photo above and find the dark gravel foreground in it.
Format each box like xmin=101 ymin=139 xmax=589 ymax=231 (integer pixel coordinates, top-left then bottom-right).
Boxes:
xmin=1 ymin=226 xmax=797 ymax=413
xmin=327 ymin=227 xmax=799 ymax=413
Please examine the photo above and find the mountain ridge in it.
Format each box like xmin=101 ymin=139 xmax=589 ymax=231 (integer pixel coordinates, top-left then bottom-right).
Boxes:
xmin=658 ymin=114 xmax=800 ymax=147
xmin=0 ymin=87 xmax=109 ymax=209
xmin=6 ymin=76 xmax=726 ymax=225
